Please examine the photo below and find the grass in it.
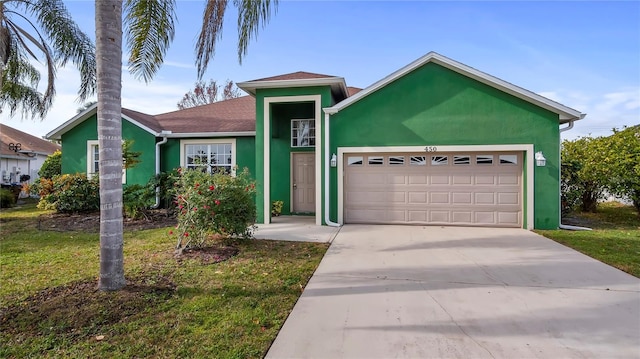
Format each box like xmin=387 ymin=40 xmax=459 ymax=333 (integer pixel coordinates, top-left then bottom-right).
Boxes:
xmin=536 ymin=202 xmax=640 ymax=278
xmin=0 ymin=201 xmax=329 ymax=358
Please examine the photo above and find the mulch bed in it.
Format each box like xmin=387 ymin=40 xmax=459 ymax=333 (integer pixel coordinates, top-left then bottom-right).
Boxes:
xmin=37 ymin=209 xmax=177 ymax=232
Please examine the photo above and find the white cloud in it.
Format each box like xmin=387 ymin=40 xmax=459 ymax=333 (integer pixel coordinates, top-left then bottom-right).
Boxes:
xmin=550 ymin=87 xmax=640 ymax=140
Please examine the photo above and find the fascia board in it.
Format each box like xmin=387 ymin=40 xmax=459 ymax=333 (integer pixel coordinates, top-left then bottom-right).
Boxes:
xmin=237 ymin=77 xmax=347 ymax=97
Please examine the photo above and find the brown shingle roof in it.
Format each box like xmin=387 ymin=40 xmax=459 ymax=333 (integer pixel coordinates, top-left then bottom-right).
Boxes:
xmin=121 ymin=108 xmax=164 ymax=133
xmin=0 ymin=123 xmax=60 ymax=157
xmin=347 ymin=87 xmax=362 ymax=97
xmin=249 ymin=71 xmax=338 ymax=82
xmin=154 ymin=96 xmax=255 ymax=133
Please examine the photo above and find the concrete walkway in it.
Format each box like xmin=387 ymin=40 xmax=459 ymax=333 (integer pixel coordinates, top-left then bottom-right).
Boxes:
xmin=266 ymin=225 xmax=640 ymax=358
xmin=253 ymin=216 xmax=341 ymax=243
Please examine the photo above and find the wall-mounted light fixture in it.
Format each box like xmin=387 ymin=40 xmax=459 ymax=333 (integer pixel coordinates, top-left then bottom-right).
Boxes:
xmin=535 ymin=151 xmax=546 ymax=167
xmin=330 ymin=153 xmax=337 ymax=167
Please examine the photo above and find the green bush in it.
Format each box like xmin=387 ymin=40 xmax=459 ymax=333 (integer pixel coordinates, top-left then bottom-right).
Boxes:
xmin=0 ymin=188 xmax=16 ymax=208
xmin=123 ymin=183 xmax=156 ymax=219
xmin=37 ymin=174 xmax=99 ymax=213
xmin=171 ymin=168 xmax=256 ymax=253
xmin=38 ymin=150 xmax=62 ymax=179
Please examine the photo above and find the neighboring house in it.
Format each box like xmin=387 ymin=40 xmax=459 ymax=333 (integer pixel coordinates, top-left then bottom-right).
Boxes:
xmin=0 ymin=123 xmax=60 ymax=185
xmin=46 ymin=52 xmax=585 ymax=230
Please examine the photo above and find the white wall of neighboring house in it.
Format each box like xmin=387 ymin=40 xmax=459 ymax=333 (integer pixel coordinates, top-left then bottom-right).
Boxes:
xmin=1 ymin=153 xmax=47 ymax=190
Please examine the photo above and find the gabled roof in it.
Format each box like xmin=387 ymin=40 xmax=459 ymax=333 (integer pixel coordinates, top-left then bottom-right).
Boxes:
xmin=238 ymin=72 xmax=349 ymax=100
xmin=46 ymin=97 xmax=257 ymax=140
xmin=251 ymin=71 xmax=337 ymax=82
xmin=1 ymin=123 xmax=60 ymax=158
xmin=46 ymin=103 xmax=161 ymax=140
xmin=325 ymin=52 xmax=586 ymax=123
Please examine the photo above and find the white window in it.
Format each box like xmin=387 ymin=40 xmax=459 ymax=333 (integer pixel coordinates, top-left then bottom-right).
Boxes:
xmin=180 ymin=139 xmax=236 ymax=175
xmin=499 ymin=154 xmax=518 ymax=165
xmin=87 ymin=140 xmax=126 ymax=184
xmin=291 ymin=119 xmax=315 ymax=147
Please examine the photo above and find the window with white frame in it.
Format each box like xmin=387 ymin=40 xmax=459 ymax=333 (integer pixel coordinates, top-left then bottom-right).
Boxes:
xmin=291 ymin=119 xmax=315 ymax=147
xmin=87 ymin=140 xmax=126 ymax=183
xmin=180 ymin=139 xmax=236 ymax=174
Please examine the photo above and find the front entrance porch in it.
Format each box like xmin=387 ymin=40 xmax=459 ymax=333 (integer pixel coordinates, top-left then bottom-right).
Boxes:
xmin=253 ymin=216 xmax=340 ymax=243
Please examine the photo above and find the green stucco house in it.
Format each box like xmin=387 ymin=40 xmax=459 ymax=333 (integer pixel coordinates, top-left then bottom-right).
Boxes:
xmin=46 ymin=52 xmax=585 ymax=230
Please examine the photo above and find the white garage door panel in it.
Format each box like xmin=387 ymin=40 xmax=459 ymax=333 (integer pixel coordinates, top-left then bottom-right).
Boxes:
xmin=344 ymin=152 xmax=523 ymax=228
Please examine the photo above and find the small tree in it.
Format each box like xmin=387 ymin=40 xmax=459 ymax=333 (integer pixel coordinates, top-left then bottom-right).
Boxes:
xmin=561 ymin=137 xmax=607 ymax=213
xmin=38 ymin=150 xmax=62 ymax=179
xmin=598 ymin=126 xmax=640 ymax=215
xmin=177 ymin=79 xmax=241 ymax=109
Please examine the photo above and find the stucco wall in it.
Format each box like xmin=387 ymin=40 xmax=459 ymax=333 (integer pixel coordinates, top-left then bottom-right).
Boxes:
xmin=60 ymin=115 xmax=156 ymax=186
xmin=329 ymin=63 xmax=561 ymax=229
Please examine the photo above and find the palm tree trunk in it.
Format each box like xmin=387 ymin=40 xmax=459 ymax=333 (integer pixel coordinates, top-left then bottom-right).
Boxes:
xmin=96 ymin=0 xmax=125 ymax=291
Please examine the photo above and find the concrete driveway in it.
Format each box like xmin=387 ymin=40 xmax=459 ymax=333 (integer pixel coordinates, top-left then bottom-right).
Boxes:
xmin=266 ymin=226 xmax=640 ymax=358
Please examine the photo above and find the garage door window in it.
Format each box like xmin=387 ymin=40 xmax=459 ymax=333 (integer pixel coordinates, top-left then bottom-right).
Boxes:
xmin=411 ymin=156 xmax=426 ymax=165
xmin=389 ymin=156 xmax=404 ymax=165
xmin=347 ymin=156 xmax=363 ymax=166
xmin=476 ymin=155 xmax=494 ymax=165
xmin=499 ymin=154 xmax=518 ymax=165
xmin=368 ymin=156 xmax=384 ymax=165
xmin=454 ymin=155 xmax=471 ymax=165
xmin=431 ymin=156 xmax=448 ymax=166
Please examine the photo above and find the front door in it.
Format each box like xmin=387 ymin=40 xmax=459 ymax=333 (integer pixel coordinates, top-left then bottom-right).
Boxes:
xmin=292 ymin=152 xmax=315 ymax=213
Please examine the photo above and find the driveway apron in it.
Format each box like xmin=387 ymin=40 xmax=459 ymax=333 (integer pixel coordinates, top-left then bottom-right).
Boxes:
xmin=266 ymin=225 xmax=640 ymax=358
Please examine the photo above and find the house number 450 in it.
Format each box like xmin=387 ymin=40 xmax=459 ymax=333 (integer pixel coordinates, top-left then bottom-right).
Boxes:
xmin=424 ymin=146 xmax=438 ymax=152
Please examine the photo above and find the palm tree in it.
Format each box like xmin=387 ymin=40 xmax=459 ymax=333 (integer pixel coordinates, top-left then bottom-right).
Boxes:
xmin=0 ymin=0 xmax=95 ymax=118
xmin=96 ymin=0 xmax=278 ymax=291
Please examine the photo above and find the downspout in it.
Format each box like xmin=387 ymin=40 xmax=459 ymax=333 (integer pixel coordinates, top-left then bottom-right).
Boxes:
xmin=558 ymin=119 xmax=591 ymax=231
xmin=152 ymin=131 xmax=170 ymax=208
xmin=324 ymin=111 xmax=341 ymax=227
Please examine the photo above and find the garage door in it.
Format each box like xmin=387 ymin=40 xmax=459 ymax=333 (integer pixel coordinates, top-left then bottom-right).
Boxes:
xmin=344 ymin=152 xmax=522 ymax=227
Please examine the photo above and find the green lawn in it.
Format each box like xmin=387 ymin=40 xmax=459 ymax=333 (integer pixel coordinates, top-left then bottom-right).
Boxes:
xmin=0 ymin=202 xmax=328 ymax=358
xmin=536 ymin=202 xmax=640 ymax=278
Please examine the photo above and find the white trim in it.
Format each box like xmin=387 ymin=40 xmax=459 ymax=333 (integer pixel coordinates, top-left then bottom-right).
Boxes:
xmin=324 ymin=52 xmax=585 ymax=123
xmin=47 ymin=105 xmax=161 ymax=140
xmin=179 ymin=138 xmax=237 ymax=176
xmin=87 ymin=140 xmax=127 ymax=184
xmin=336 ymin=144 xmax=534 ymax=230
xmin=86 ymin=140 xmax=99 ymax=179
xmin=238 ymin=77 xmax=348 ymax=99
xmin=263 ymin=95 xmax=322 ymax=225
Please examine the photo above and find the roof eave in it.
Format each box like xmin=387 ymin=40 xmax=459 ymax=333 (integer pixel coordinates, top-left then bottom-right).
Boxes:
xmin=325 ymin=51 xmax=586 ymax=123
xmin=46 ymin=104 xmax=98 ymax=140
xmin=237 ymin=77 xmax=348 ymax=99
xmin=165 ymin=131 xmax=256 ymax=138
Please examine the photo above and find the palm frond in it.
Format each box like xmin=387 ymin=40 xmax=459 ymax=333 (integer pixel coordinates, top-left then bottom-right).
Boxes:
xmin=124 ymin=0 xmax=177 ymax=82
xmin=235 ymin=0 xmax=277 ymax=64
xmin=195 ymin=0 xmax=228 ymax=79
xmin=1 ymin=48 xmax=46 ymax=118
xmin=25 ymin=0 xmax=96 ymax=100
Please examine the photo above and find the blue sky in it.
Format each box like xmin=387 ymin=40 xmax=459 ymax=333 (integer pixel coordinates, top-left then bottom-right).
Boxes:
xmin=1 ymin=0 xmax=638 ymax=140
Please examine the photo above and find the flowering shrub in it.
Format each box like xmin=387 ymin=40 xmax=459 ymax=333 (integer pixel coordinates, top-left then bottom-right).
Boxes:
xmin=171 ymin=167 xmax=256 ymax=253
xmin=37 ymin=174 xmax=100 ymax=213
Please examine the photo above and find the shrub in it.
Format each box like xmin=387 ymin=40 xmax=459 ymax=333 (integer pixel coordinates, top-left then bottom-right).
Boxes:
xmin=37 ymin=174 xmax=99 ymax=213
xmin=0 ymin=188 xmax=16 ymax=208
xmin=171 ymin=168 xmax=256 ymax=253
xmin=272 ymin=200 xmax=284 ymax=216
xmin=123 ymin=183 xmax=156 ymax=219
xmin=38 ymin=150 xmax=62 ymax=179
